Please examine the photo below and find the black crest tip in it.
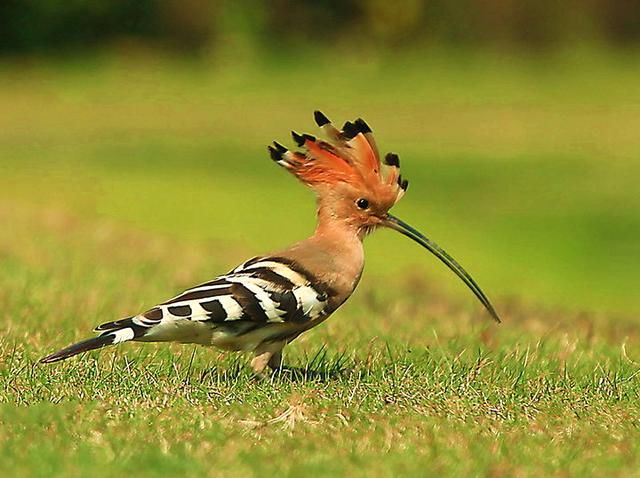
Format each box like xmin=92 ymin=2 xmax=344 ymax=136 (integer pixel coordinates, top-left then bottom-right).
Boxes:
xmin=384 ymin=152 xmax=400 ymax=167
xmin=291 ymin=131 xmax=305 ymax=147
xmin=314 ymin=110 xmax=330 ymax=127
xmin=354 ymin=118 xmax=372 ymax=134
xmin=273 ymin=141 xmax=287 ymax=153
xmin=268 ymin=145 xmax=283 ymax=162
xmin=342 ymin=121 xmax=359 ymax=140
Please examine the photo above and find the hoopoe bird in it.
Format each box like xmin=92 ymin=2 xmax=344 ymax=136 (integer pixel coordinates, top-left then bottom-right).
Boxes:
xmin=40 ymin=111 xmax=500 ymax=374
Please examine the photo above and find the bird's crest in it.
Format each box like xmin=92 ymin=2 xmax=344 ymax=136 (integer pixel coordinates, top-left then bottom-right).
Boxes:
xmin=268 ymin=111 xmax=408 ymax=206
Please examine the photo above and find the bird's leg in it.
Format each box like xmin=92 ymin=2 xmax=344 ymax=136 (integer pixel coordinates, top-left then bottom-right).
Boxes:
xmin=267 ymin=346 xmax=313 ymax=379
xmin=251 ymin=342 xmax=285 ymax=379
xmin=267 ymin=349 xmax=283 ymax=371
xmin=250 ymin=350 xmax=273 ymax=378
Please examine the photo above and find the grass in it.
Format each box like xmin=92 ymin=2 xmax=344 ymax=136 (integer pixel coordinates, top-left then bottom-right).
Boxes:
xmin=1 ymin=50 xmax=640 ymax=476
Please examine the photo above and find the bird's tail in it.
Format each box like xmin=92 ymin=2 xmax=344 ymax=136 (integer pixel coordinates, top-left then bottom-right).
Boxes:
xmin=40 ymin=321 xmax=141 ymax=364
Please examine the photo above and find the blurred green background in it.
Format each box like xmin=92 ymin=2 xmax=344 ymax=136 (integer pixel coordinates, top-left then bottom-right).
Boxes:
xmin=1 ymin=0 xmax=639 ymax=317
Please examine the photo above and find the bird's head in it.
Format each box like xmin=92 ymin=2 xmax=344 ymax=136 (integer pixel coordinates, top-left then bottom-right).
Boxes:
xmin=269 ymin=111 xmax=406 ymax=234
xmin=269 ymin=111 xmax=500 ymax=323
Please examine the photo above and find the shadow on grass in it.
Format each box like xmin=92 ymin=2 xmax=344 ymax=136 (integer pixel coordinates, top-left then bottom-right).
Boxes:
xmin=197 ymin=346 xmax=353 ymax=384
xmin=269 ymin=364 xmax=352 ymax=383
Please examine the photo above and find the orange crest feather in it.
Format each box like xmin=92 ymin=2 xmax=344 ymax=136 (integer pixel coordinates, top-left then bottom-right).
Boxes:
xmin=268 ymin=111 xmax=408 ymax=206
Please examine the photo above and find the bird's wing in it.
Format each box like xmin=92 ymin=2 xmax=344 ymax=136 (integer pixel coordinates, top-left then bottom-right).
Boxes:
xmin=95 ymin=256 xmax=332 ymax=335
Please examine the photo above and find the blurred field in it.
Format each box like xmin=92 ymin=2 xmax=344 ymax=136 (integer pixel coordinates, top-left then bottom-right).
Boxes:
xmin=1 ymin=51 xmax=640 ymax=476
xmin=2 ymin=50 xmax=640 ymax=313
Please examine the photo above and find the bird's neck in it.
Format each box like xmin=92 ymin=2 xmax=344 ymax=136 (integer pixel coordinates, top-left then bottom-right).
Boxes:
xmin=312 ymin=200 xmax=367 ymax=272
xmin=310 ymin=217 xmax=366 ymax=308
xmin=314 ymin=211 xmax=361 ymax=240
xmin=276 ymin=211 xmax=365 ymax=309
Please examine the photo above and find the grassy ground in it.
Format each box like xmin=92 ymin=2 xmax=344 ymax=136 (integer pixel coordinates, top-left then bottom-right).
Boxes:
xmin=1 ymin=50 xmax=640 ymax=476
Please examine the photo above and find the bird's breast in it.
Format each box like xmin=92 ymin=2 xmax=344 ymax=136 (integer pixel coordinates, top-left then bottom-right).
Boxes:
xmin=285 ymin=238 xmax=365 ymax=312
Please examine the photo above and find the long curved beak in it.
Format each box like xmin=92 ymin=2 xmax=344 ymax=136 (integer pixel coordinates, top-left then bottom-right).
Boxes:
xmin=384 ymin=214 xmax=501 ymax=323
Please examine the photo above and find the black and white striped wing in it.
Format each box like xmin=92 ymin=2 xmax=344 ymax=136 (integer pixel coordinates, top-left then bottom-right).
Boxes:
xmin=95 ymin=256 xmax=331 ymax=341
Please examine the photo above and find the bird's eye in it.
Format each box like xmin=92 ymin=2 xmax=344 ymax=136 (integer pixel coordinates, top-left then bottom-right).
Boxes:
xmin=356 ymin=198 xmax=369 ymax=210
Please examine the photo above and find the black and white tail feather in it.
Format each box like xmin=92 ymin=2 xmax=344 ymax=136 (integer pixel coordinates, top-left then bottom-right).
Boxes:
xmin=40 ymin=256 xmax=332 ymax=364
xmin=39 ymin=325 xmax=142 ymax=364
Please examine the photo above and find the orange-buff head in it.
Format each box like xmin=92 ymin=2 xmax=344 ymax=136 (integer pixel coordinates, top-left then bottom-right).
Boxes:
xmin=269 ymin=111 xmax=408 ymax=234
